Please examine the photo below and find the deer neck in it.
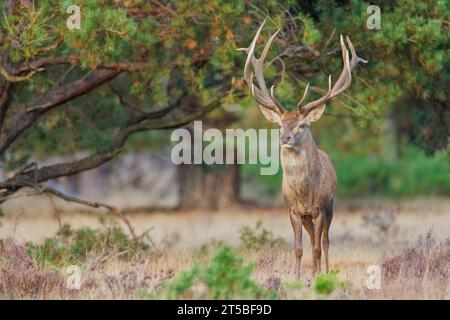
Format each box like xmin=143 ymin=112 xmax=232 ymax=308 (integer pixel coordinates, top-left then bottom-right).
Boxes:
xmin=280 ymin=129 xmax=322 ymax=182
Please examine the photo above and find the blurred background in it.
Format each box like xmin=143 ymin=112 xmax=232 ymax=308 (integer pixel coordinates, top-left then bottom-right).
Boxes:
xmin=2 ymin=0 xmax=448 ymax=212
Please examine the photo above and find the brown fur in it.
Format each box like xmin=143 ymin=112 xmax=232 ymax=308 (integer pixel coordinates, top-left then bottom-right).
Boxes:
xmin=279 ymin=113 xmax=336 ymax=278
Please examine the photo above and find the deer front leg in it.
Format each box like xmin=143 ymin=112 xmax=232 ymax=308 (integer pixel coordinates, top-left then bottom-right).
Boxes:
xmin=302 ymin=217 xmax=316 ymax=274
xmin=323 ymin=200 xmax=333 ymax=273
xmin=313 ymin=211 xmax=324 ymax=275
xmin=289 ymin=210 xmax=303 ymax=279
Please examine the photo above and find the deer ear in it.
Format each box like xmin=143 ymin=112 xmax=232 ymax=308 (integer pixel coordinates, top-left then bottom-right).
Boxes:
xmin=304 ymin=105 xmax=326 ymax=122
xmin=259 ymin=106 xmax=281 ymax=124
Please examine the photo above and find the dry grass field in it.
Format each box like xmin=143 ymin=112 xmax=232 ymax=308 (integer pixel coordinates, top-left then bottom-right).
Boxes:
xmin=0 ymin=197 xmax=449 ymax=299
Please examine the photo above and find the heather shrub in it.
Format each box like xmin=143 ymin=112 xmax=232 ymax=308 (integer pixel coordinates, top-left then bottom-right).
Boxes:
xmin=0 ymin=238 xmax=67 ymax=298
xmin=382 ymin=231 xmax=450 ymax=281
xmin=381 ymin=230 xmax=450 ymax=299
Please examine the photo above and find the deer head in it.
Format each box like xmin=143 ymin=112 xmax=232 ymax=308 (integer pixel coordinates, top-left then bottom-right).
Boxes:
xmin=238 ymin=20 xmax=367 ymax=149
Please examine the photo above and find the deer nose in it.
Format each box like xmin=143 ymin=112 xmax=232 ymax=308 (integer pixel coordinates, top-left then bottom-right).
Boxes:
xmin=281 ymin=136 xmax=291 ymax=144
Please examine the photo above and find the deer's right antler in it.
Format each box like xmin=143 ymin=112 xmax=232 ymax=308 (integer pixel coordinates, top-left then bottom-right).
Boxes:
xmin=237 ymin=19 xmax=286 ymax=115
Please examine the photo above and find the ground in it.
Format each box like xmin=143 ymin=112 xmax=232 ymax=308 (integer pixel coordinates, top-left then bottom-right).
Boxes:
xmin=0 ymin=197 xmax=449 ymax=299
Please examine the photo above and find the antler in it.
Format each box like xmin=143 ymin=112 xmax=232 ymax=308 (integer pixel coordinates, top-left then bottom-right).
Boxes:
xmin=237 ymin=19 xmax=286 ymax=115
xmin=238 ymin=20 xmax=367 ymax=116
xmin=299 ymin=35 xmax=368 ymax=114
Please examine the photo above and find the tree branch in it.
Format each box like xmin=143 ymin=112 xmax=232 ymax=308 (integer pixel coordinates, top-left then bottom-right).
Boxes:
xmin=0 ymin=98 xmax=221 ymax=191
xmin=34 ymin=185 xmax=141 ymax=242
xmin=0 ymin=68 xmax=122 ymax=155
xmin=0 ymin=80 xmax=13 ymax=131
xmin=109 ymin=83 xmax=146 ymax=114
xmin=16 ymin=55 xmax=79 ymax=75
xmin=125 ymin=92 xmax=188 ymax=126
xmin=5 ymin=55 xmax=146 ymax=78
xmin=0 ymin=63 xmax=37 ymax=82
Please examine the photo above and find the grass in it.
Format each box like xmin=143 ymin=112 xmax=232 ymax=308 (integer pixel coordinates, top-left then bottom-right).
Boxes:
xmin=0 ymin=201 xmax=449 ymax=299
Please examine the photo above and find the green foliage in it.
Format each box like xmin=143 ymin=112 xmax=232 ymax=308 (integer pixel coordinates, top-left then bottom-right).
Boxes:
xmin=161 ymin=245 xmax=276 ymax=299
xmin=2 ymin=4 xmax=59 ymax=61
xmin=0 ymin=0 xmax=300 ymax=164
xmin=283 ymin=279 xmax=303 ymax=291
xmin=165 ymin=262 xmax=201 ymax=299
xmin=27 ymin=220 xmax=150 ymax=268
xmin=244 ymin=146 xmax=449 ymax=199
xmin=239 ymin=221 xmax=286 ymax=251
xmin=242 ymin=162 xmax=282 ymax=199
xmin=297 ymin=13 xmax=322 ymax=45
xmin=332 ymin=147 xmax=450 ymax=198
xmin=315 ymin=0 xmax=449 ymax=151
xmin=27 ymin=238 xmax=72 ymax=269
xmin=313 ymin=269 xmax=347 ymax=295
xmin=195 ymin=239 xmax=226 ymax=258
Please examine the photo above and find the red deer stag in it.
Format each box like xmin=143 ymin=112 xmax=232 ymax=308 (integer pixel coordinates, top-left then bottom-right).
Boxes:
xmin=238 ymin=20 xmax=367 ymax=278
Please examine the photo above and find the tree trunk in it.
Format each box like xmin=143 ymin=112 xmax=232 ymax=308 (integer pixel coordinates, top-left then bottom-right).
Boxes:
xmin=178 ymin=162 xmax=240 ymax=211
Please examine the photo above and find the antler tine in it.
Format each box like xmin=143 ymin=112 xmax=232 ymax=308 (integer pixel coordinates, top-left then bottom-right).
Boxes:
xmin=252 ymin=28 xmax=281 ymax=97
xmin=298 ymin=36 xmax=348 ymax=113
xmin=297 ymin=83 xmax=310 ymax=108
xmin=237 ymin=19 xmax=267 ymax=88
xmin=300 ymin=75 xmax=332 ymax=114
xmin=300 ymin=35 xmax=367 ymax=115
xmin=237 ymin=20 xmax=285 ymax=114
xmin=326 ymin=35 xmax=351 ymax=98
xmin=328 ymin=48 xmax=351 ymax=98
xmin=329 ymin=35 xmax=368 ymax=98
xmin=346 ymin=36 xmax=368 ymax=70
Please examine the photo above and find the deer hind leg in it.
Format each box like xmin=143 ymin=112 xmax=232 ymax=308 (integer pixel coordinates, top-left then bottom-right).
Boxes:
xmin=313 ymin=211 xmax=324 ymax=275
xmin=322 ymin=200 xmax=334 ymax=273
xmin=302 ymin=217 xmax=316 ymax=274
xmin=289 ymin=210 xmax=303 ymax=279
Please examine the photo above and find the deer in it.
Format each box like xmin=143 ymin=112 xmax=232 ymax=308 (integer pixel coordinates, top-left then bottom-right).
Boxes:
xmin=238 ymin=20 xmax=367 ymax=278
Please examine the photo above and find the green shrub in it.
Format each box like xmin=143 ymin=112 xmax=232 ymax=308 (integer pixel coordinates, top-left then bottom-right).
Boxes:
xmin=242 ymin=146 xmax=449 ymax=199
xmin=313 ymin=270 xmax=347 ymax=295
xmin=239 ymin=221 xmax=286 ymax=251
xmin=27 ymin=238 xmax=72 ymax=269
xmin=27 ymin=220 xmax=150 ymax=267
xmin=329 ymin=147 xmax=449 ymax=198
xmin=166 ymin=262 xmax=201 ymax=299
xmin=196 ymin=239 xmax=226 ymax=258
xmin=387 ymin=148 xmax=450 ymax=196
xmin=162 ymin=245 xmax=276 ymax=300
